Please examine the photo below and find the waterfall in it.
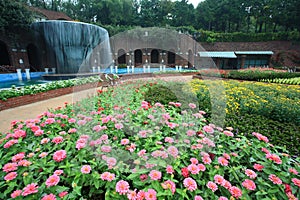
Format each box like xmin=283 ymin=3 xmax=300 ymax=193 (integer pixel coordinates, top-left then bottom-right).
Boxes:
xmin=31 ymin=20 xmax=112 ymax=74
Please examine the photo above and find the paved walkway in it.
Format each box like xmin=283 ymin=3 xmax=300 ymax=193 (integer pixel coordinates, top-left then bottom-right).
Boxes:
xmin=0 ymin=75 xmax=193 ymax=133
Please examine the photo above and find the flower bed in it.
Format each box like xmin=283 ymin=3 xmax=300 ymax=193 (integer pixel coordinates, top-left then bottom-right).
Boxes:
xmin=0 ymin=81 xmax=299 ymax=200
xmin=197 ymin=68 xmax=300 ymax=81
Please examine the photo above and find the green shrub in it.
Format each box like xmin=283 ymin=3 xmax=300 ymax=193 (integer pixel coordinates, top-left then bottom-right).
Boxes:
xmin=225 ymin=114 xmax=300 ymax=156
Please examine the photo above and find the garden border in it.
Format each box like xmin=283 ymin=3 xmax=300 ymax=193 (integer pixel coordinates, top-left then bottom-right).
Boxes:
xmin=0 ymin=72 xmax=198 ymax=111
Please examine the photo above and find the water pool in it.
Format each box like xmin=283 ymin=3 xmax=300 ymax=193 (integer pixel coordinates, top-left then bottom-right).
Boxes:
xmin=0 ymin=78 xmax=51 ymax=89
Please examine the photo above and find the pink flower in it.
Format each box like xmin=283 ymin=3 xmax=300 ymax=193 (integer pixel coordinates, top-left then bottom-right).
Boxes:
xmin=229 ymin=186 xmax=242 ymax=198
xmin=34 ymin=129 xmax=44 ymax=136
xmin=188 ymin=164 xmax=200 ymax=175
xmin=149 ymin=170 xmax=162 ymax=181
xmin=4 ymin=139 xmax=18 ymax=148
xmin=127 ymin=189 xmax=137 ymax=200
xmin=266 ymin=153 xmax=282 ymax=164
xmin=81 ymin=165 xmax=91 ymax=174
xmin=121 ymin=139 xmax=129 ymax=145
xmin=194 ymin=195 xmax=204 ymax=200
xmin=223 ymin=130 xmax=234 ymax=137
xmin=18 ymin=160 xmax=31 ymax=168
xmin=52 ymin=136 xmax=64 ymax=144
xmin=198 ymin=164 xmax=206 ymax=171
xmin=221 ymin=180 xmax=232 ymax=190
xmin=253 ymin=163 xmax=264 ymax=171
xmin=41 ymin=193 xmax=56 ymax=200
xmin=12 ymin=152 xmax=25 ymax=162
xmin=203 ymin=125 xmax=214 ymax=133
xmin=161 ymin=180 xmax=176 ymax=194
xmin=106 ymin=157 xmax=117 ymax=168
xmin=252 ymin=132 xmax=269 ymax=143
xmin=54 ymin=170 xmax=64 ymax=176
xmin=181 ymin=167 xmax=189 ymax=178
xmin=214 ymin=175 xmax=225 ymax=185
xmin=101 ymin=145 xmax=112 ymax=153
xmin=45 ymin=175 xmax=60 ymax=187
xmin=245 ymin=169 xmax=257 ymax=179
xmin=268 ymin=174 xmax=282 ymax=185
xmin=167 ymin=146 xmax=179 ymax=158
xmin=101 ymin=172 xmax=115 ymax=181
xmin=115 ymin=123 xmax=123 ymax=129
xmin=166 ymin=122 xmax=179 ymax=129
xmin=22 ymin=183 xmax=39 ymax=196
xmin=186 ymin=130 xmax=196 ymax=136
xmin=166 ymin=165 xmax=174 ymax=174
xmin=261 ymin=148 xmax=270 ymax=154
xmin=58 ymin=191 xmax=68 ymax=198
xmin=45 ymin=118 xmax=55 ymax=124
xmin=4 ymin=172 xmax=17 ymax=181
xmin=68 ymin=128 xmax=77 ymax=133
xmin=39 ymin=152 xmax=48 ymax=158
xmin=145 ymin=189 xmax=157 ymax=200
xmin=183 ymin=178 xmax=197 ymax=191
xmin=13 ymin=130 xmax=26 ymax=139
xmin=188 ymin=103 xmax=197 ymax=109
xmin=242 ymin=179 xmax=256 ymax=190
xmin=3 ymin=162 xmax=18 ymax=172
xmin=11 ymin=190 xmax=22 ymax=198
xmin=116 ymin=180 xmax=130 ymax=195
xmin=223 ymin=153 xmax=231 ymax=160
xmin=140 ymin=174 xmax=148 ymax=181
xmin=292 ymin=178 xmax=300 ymax=187
xmin=53 ymin=150 xmax=67 ymax=162
xmin=207 ymin=181 xmax=218 ymax=192
xmin=202 ymin=156 xmax=212 ymax=164
xmin=190 ymin=158 xmax=199 ymax=164
xmin=289 ymin=168 xmax=298 ymax=175
xmin=218 ymin=157 xmax=229 ymax=166
xmin=137 ymin=190 xmax=146 ymax=200
xmin=41 ymin=138 xmax=50 ymax=144
xmin=219 ymin=197 xmax=228 ymax=200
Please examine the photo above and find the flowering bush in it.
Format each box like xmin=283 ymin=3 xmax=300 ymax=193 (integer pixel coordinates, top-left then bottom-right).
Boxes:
xmin=0 ymin=81 xmax=299 ymax=199
xmin=0 ymin=76 xmax=102 ymax=101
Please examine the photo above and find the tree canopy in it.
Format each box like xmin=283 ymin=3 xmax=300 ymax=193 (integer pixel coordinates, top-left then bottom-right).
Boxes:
xmin=2 ymin=0 xmax=300 ymax=35
xmin=0 ymin=0 xmax=34 ymax=32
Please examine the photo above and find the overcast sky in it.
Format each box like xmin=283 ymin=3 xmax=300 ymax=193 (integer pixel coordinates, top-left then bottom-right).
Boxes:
xmin=188 ymin=0 xmax=204 ymax=8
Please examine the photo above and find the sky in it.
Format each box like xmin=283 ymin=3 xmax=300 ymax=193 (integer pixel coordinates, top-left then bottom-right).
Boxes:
xmin=188 ymin=0 xmax=204 ymax=8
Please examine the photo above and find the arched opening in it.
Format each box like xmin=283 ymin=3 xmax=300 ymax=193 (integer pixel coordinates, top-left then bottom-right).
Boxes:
xmin=168 ymin=50 xmax=175 ymax=66
xmin=0 ymin=41 xmax=11 ymax=66
xmin=117 ymin=49 xmax=126 ymax=65
xmin=188 ymin=49 xmax=193 ymax=68
xmin=134 ymin=49 xmax=142 ymax=67
xmin=27 ymin=43 xmax=42 ymax=71
xmin=151 ymin=49 xmax=159 ymax=63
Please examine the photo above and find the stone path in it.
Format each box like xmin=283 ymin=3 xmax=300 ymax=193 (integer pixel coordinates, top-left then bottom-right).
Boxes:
xmin=0 ymin=75 xmax=193 ymax=133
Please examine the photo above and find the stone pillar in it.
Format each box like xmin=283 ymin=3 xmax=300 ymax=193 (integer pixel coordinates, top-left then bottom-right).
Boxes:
xmin=241 ymin=55 xmax=246 ymax=69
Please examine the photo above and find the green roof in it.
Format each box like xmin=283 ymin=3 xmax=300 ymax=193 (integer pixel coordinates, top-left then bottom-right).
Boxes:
xmin=199 ymin=51 xmax=237 ymax=58
xmin=235 ymin=51 xmax=273 ymax=55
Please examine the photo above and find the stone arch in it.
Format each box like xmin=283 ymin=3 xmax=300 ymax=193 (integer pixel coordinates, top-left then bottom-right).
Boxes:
xmin=117 ymin=49 xmax=126 ymax=65
xmin=134 ymin=49 xmax=142 ymax=66
xmin=168 ymin=49 xmax=176 ymax=66
xmin=0 ymin=40 xmax=11 ymax=66
xmin=27 ymin=43 xmax=42 ymax=71
xmin=151 ymin=49 xmax=159 ymax=63
xmin=188 ymin=49 xmax=193 ymax=68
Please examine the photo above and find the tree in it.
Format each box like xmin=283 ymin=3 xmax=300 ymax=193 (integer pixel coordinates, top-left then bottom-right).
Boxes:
xmin=0 ymin=0 xmax=34 ymax=32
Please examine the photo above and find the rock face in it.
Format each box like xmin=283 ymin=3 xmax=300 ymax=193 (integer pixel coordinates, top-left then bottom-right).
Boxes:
xmin=31 ymin=20 xmax=111 ymax=74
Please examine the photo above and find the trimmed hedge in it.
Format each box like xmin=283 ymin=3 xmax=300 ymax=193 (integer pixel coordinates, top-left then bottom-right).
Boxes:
xmin=225 ymin=114 xmax=300 ymax=156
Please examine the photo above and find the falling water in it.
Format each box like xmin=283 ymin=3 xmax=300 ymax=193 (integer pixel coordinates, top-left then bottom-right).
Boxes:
xmin=31 ymin=20 xmax=111 ymax=74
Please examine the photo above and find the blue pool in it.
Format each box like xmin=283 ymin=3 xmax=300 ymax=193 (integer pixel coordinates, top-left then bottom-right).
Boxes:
xmin=0 ymin=78 xmax=51 ymax=89
xmin=0 ymin=72 xmax=49 ymax=89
